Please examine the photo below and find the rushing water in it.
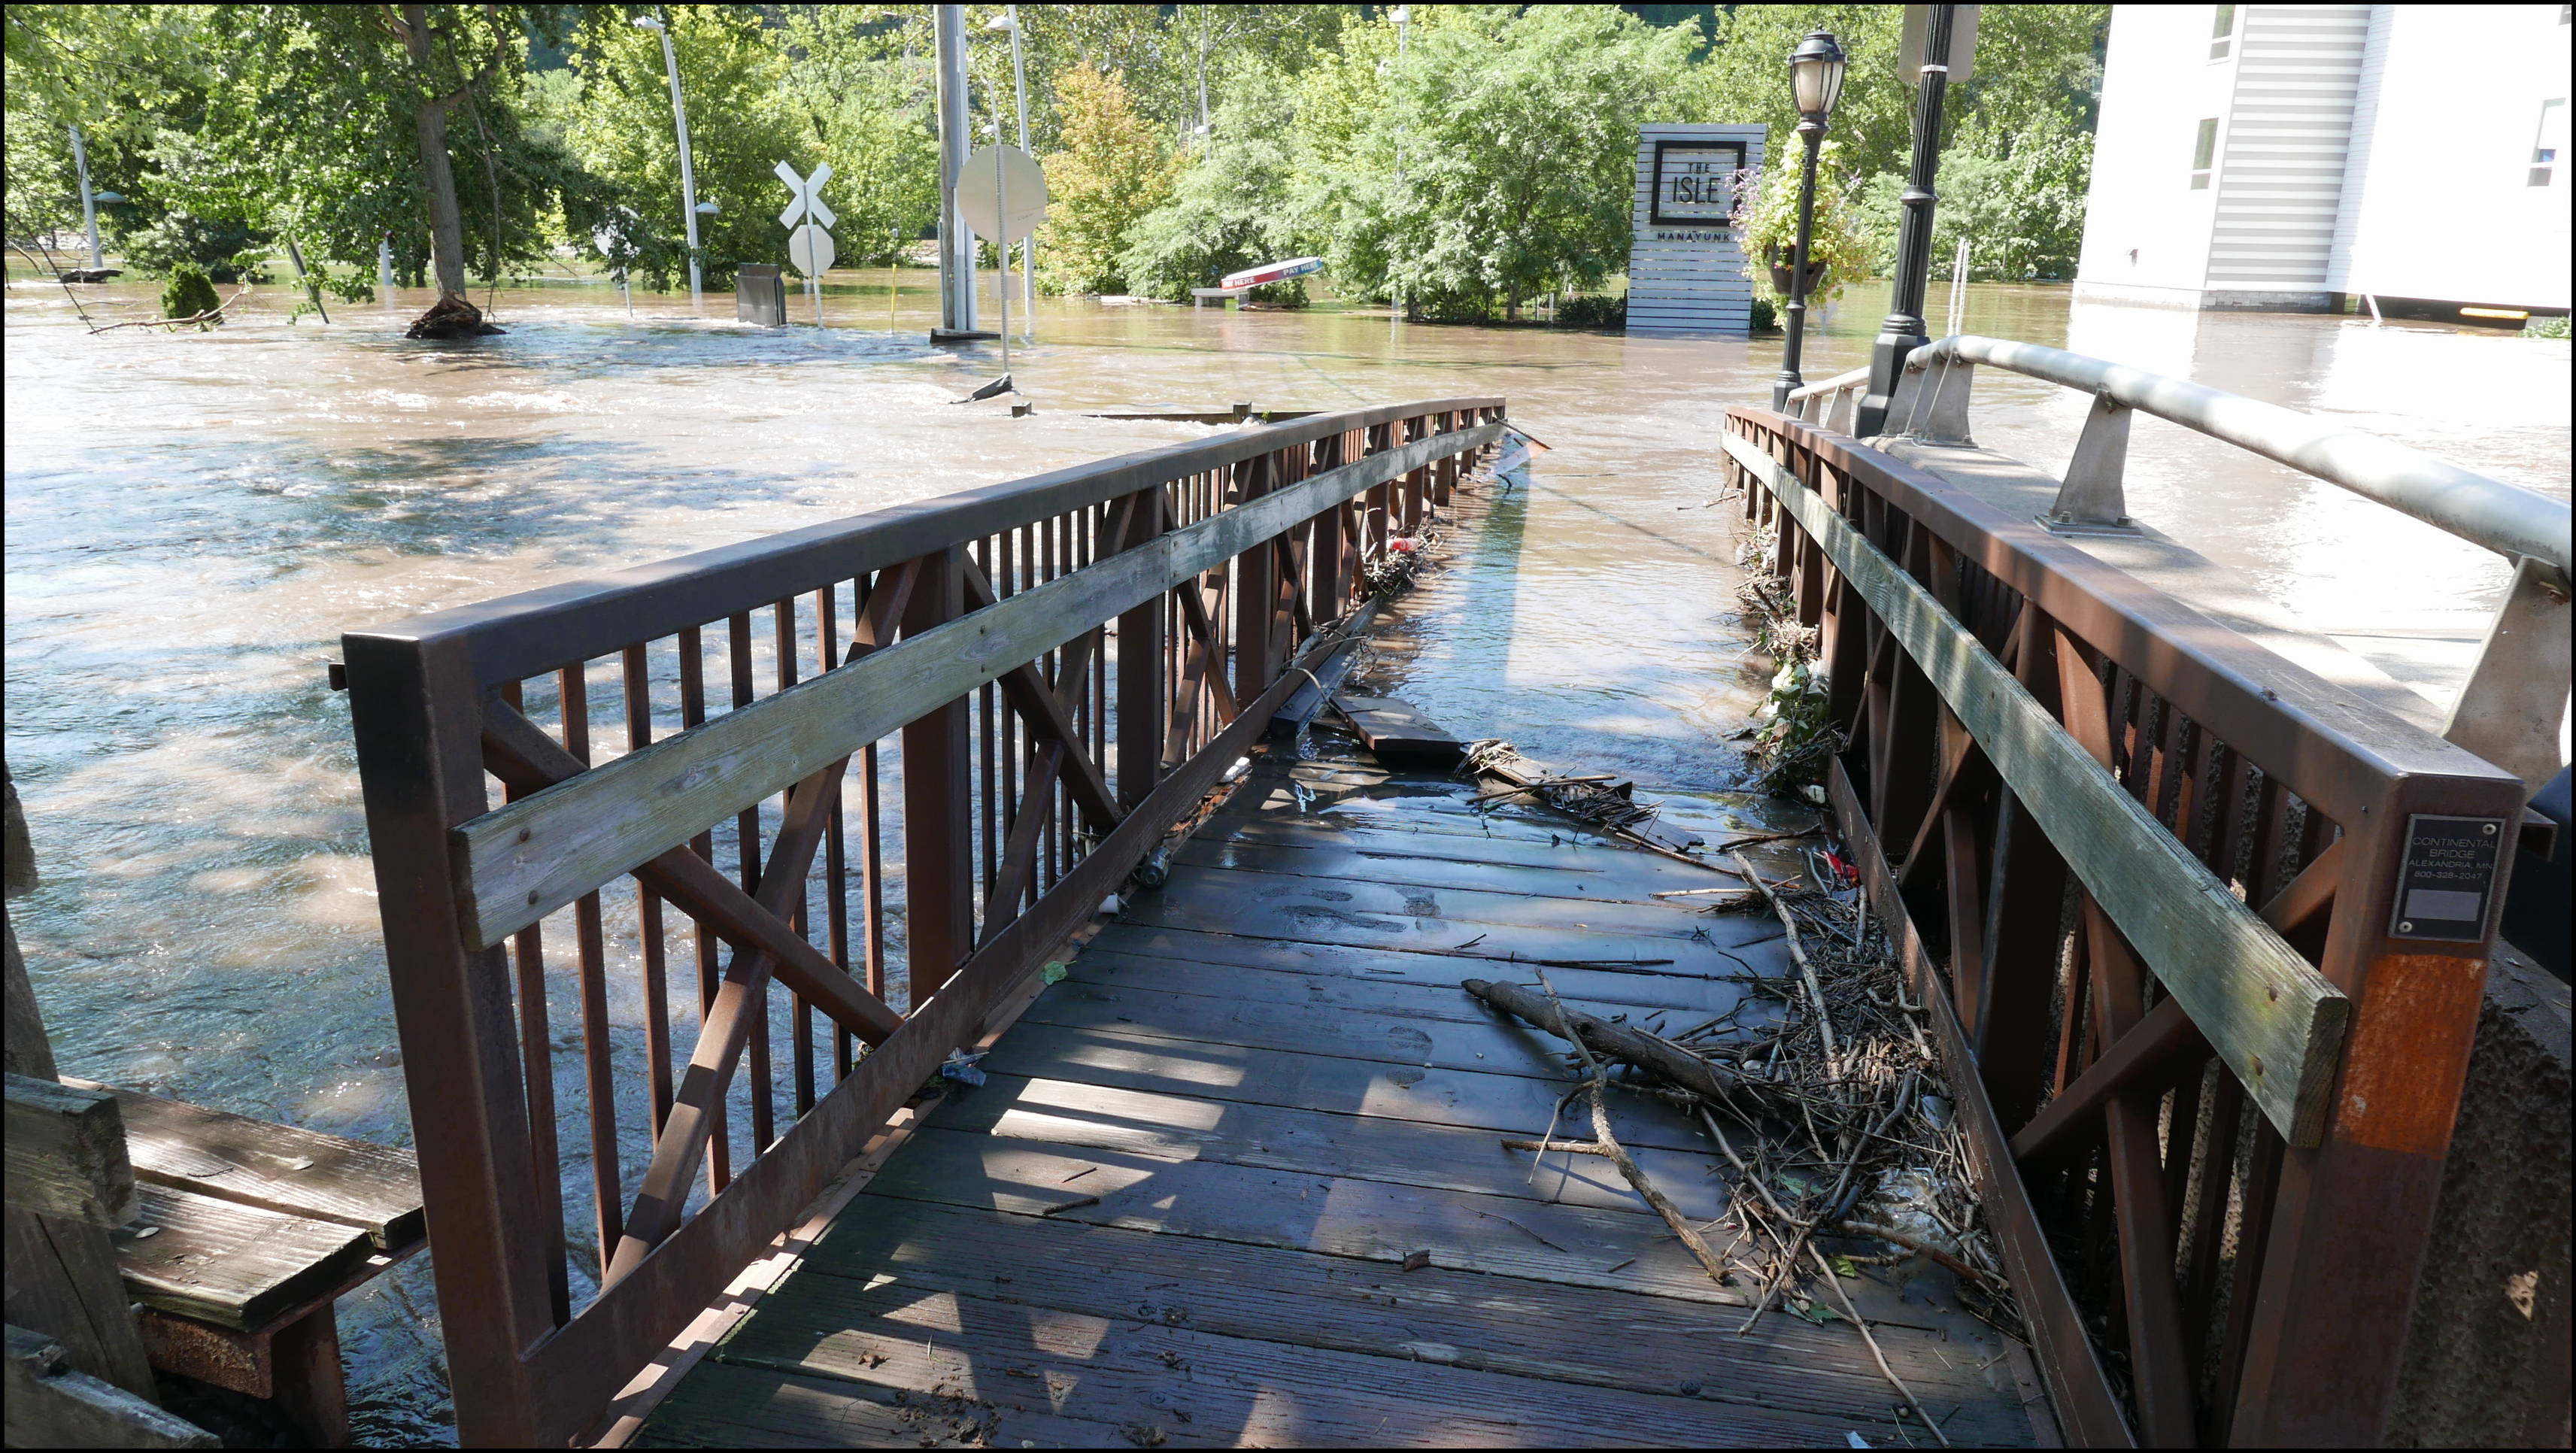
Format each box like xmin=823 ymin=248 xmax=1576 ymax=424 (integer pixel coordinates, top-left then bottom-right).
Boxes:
xmin=5 ymin=272 xmax=2564 ymax=1441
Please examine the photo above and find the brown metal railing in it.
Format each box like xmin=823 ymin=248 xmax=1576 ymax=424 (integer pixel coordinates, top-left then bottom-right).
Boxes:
xmin=1723 ymin=407 xmax=2525 ymax=1447
xmin=339 ymin=399 xmax=1505 ymax=1446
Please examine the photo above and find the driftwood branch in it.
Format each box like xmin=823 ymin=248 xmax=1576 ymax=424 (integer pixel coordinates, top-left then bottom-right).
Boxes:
xmin=1730 ymin=849 xmax=1837 ymax=1062
xmin=1520 ymin=968 xmax=1736 ymax=1294
xmin=1464 ymin=978 xmax=1735 ymax=1100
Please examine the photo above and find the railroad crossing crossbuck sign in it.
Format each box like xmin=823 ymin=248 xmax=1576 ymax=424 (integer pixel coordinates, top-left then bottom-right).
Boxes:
xmin=776 ymin=161 xmax=836 ymax=278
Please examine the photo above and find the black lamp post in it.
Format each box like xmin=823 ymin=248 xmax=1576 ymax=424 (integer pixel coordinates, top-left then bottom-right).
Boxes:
xmin=1856 ymin=3 xmax=1959 ymax=436
xmin=1769 ymin=29 xmax=1847 ymax=413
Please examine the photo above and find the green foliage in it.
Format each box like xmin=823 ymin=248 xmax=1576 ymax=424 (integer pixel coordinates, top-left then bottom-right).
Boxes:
xmin=778 ymin=8 xmax=939 ymax=269
xmin=2526 ymin=315 xmax=2572 ymax=340
xmin=1118 ymin=71 xmax=1300 ymax=299
xmin=1749 ymin=294 xmax=1777 ymax=332
xmin=1038 ymin=65 xmax=1171 ymax=295
xmin=159 ymin=261 xmax=220 ymax=319
xmin=5 ymin=3 xmax=2116 ymax=319
xmin=1302 ymin=6 xmax=1693 ymax=320
xmin=560 ymin=7 xmax=803 ymax=292
xmin=1855 ymin=113 xmax=2095 ymax=282
xmin=1556 ymin=292 xmax=1626 ymax=329
xmin=1732 ymin=138 xmax=1871 ymax=303
xmin=118 ymin=213 xmax=268 ymax=281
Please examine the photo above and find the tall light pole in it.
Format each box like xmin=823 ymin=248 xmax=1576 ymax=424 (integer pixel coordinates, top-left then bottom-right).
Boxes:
xmin=1770 ymin=32 xmax=1847 ymax=414
xmin=933 ymin=3 xmax=978 ymax=338
xmin=988 ymin=8 xmax=1034 ymax=323
xmin=1856 ymin=4 xmax=1959 ymax=436
xmin=68 ymin=126 xmax=102 ymax=271
xmin=633 ymin=12 xmax=703 ymax=307
xmin=1390 ymin=5 xmax=1409 ymax=323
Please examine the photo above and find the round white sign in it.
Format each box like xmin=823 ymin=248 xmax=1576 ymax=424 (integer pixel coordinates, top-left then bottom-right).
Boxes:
xmin=788 ymin=222 xmax=836 ymax=278
xmin=956 ymin=144 xmax=1049 ymax=242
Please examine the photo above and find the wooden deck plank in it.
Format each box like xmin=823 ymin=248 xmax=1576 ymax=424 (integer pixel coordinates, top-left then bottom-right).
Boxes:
xmin=925 ymin=1070 xmax=1737 ymax=1221
xmin=67 ymin=1079 xmax=423 ymax=1251
xmin=1138 ymin=860 xmax=1750 ymax=942
xmin=111 ymin=1185 xmax=373 ymax=1330
xmin=635 ymin=1360 xmax=1144 ymax=1448
xmin=1069 ymin=945 xmax=1786 ymax=1030
xmin=1175 ymin=830 xmax=1749 ymax=901
xmin=747 ymin=1197 xmax=2037 ymax=1442
xmin=695 ymin=1259 xmax=1870 ymax=1448
xmin=1082 ymin=924 xmax=1789 ymax=1009
xmin=977 ymin=1021 xmax=1727 ymax=1156
xmin=860 ymin=1125 xmax=1789 ymax=1309
xmin=1016 ymin=977 xmax=1616 ymax=1081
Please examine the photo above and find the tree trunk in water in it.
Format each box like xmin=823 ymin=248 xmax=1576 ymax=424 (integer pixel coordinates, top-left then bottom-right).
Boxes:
xmin=400 ymin=4 xmax=496 ymax=337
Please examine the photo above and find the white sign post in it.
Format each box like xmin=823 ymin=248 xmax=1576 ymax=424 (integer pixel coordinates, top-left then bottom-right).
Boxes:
xmin=775 ymin=160 xmax=836 ymax=326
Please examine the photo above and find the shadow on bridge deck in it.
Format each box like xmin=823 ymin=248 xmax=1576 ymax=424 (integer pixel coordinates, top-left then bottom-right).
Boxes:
xmin=635 ymin=746 xmax=2049 ymax=1448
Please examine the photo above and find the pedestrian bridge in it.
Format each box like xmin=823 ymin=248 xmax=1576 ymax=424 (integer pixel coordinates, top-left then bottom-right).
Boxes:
xmin=338 ymin=367 xmax=2564 ymax=1445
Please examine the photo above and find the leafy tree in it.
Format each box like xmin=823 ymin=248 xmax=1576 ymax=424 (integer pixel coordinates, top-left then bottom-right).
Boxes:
xmin=1304 ymin=5 xmax=1692 ymax=320
xmin=1858 ymin=112 xmax=2095 ymax=282
xmin=1119 ymin=71 xmax=1303 ymax=300
xmin=560 ymin=5 xmax=805 ymax=293
xmin=195 ymin=5 xmax=583 ymax=312
xmin=3 ymin=5 xmax=221 ymax=266
xmin=778 ymin=7 xmax=939 ymax=268
xmin=1688 ymin=6 xmax=1909 ymax=180
xmin=1035 ymin=65 xmax=1170 ymax=294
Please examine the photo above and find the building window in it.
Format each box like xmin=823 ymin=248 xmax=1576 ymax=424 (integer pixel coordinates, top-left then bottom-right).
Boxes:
xmin=2210 ymin=5 xmax=2237 ymax=59
xmin=2191 ymin=117 xmax=2219 ymax=188
xmin=2535 ymin=99 xmax=2567 ymax=187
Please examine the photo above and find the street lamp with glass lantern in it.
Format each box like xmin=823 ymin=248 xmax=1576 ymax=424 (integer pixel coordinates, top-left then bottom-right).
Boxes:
xmin=633 ymin=12 xmax=705 ymax=307
xmin=1770 ymin=30 xmax=1846 ymax=413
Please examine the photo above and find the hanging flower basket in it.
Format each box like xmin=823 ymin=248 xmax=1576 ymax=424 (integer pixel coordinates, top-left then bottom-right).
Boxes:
xmin=1766 ymin=247 xmax=1831 ymax=300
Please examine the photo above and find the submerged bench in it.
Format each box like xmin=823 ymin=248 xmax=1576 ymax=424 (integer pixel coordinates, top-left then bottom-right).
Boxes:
xmin=70 ymin=1080 xmax=425 ymax=1448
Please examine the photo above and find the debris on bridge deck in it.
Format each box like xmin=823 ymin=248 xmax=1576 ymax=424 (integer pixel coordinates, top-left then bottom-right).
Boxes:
xmin=636 ymin=734 xmax=2050 ymax=1448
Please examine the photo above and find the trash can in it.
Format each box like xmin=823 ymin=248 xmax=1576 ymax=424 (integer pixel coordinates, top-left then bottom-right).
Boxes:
xmin=736 ymin=265 xmax=787 ymax=326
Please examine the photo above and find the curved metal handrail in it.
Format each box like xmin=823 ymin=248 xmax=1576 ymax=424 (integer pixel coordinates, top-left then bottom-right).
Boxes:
xmin=1911 ymin=335 xmax=2571 ymax=580
xmin=1768 ymin=335 xmax=2571 ymax=792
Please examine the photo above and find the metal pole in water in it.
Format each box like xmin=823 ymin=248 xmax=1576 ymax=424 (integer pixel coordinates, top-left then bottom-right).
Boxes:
xmin=933 ymin=5 xmax=975 ymax=336
xmin=1946 ymin=237 xmax=1970 ymax=337
xmin=378 ymin=233 xmax=397 ymax=299
xmin=1009 ymin=5 xmax=1033 ymax=323
xmin=69 ymin=126 xmax=102 ymax=271
xmin=994 ymin=138 xmax=1012 ymax=384
xmin=635 ymin=14 xmax=704 ymax=309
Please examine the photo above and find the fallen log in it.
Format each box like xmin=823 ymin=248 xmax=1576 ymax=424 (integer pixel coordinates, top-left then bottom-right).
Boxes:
xmin=1463 ymin=978 xmax=1735 ymax=1100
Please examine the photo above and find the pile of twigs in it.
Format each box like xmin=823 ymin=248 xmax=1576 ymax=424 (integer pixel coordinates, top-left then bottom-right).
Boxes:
xmin=1475 ymin=849 xmax=2017 ymax=1447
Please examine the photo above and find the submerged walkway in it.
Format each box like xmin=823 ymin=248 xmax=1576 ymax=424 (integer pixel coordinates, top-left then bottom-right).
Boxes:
xmin=636 ymin=746 xmax=2047 ymax=1447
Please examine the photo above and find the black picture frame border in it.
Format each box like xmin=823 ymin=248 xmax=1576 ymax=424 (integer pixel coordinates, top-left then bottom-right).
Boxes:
xmin=1648 ymin=137 xmax=1746 ymax=227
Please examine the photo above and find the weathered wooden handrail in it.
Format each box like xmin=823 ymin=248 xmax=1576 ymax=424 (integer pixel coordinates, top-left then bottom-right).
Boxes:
xmin=342 ymin=398 xmax=1504 ymax=1445
xmin=1725 ymin=406 xmax=2523 ymax=1448
xmin=454 ymin=420 xmax=1500 ymax=948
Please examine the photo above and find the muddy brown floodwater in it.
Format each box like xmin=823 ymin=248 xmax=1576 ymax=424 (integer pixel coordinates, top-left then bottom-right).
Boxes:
xmin=5 ymin=272 xmax=2564 ymax=1441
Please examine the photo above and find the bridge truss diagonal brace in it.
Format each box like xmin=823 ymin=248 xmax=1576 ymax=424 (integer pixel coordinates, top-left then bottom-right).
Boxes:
xmin=1721 ymin=428 xmax=2348 ymax=1146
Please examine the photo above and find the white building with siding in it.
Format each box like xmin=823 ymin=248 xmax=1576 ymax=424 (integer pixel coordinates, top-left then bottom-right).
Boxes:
xmin=2077 ymin=3 xmax=2571 ymax=315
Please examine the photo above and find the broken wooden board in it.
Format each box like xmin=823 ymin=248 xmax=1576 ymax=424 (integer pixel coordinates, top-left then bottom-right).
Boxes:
xmin=68 ymin=1079 xmax=423 ymax=1251
xmin=1331 ymin=694 xmax=1465 ymax=768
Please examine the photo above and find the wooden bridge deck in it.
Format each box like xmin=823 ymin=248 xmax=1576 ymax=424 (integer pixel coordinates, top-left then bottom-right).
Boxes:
xmin=636 ymin=747 xmax=2050 ymax=1448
